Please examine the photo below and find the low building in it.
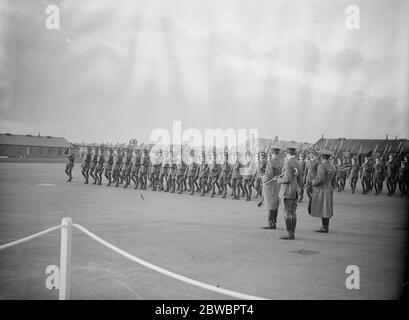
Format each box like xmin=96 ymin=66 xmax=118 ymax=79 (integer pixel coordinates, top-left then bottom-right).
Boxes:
xmin=0 ymin=133 xmax=75 ymax=159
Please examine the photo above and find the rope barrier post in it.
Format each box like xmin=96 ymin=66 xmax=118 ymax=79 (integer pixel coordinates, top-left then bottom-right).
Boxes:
xmin=59 ymin=217 xmax=72 ymax=300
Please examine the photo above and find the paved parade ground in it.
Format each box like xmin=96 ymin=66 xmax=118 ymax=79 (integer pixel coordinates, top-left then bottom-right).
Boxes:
xmin=0 ymin=162 xmax=407 ymax=300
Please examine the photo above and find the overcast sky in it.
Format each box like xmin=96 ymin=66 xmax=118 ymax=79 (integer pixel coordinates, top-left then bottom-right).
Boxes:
xmin=0 ymin=0 xmax=408 ymax=144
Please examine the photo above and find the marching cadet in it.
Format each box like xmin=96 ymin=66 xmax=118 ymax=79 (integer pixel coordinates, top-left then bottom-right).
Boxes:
xmin=260 ymin=144 xmax=283 ymax=230
xmin=297 ymin=152 xmax=306 ymax=202
xmin=64 ymin=146 xmax=75 ymax=182
xmin=158 ymin=151 xmax=169 ymax=191
xmin=121 ymin=148 xmax=132 ymax=188
xmin=197 ymin=152 xmax=209 ymax=196
xmin=176 ymin=153 xmax=187 ymax=194
xmin=81 ymin=146 xmax=92 ymax=184
xmin=360 ymin=156 xmax=373 ymax=194
xmin=112 ymin=148 xmax=123 ymax=187
xmin=150 ymin=150 xmax=162 ymax=191
xmin=385 ymin=153 xmax=398 ymax=196
xmin=339 ymin=155 xmax=351 ymax=192
xmin=138 ymin=149 xmax=149 ymax=190
xmin=254 ymin=151 xmax=267 ymax=200
xmin=349 ymin=157 xmax=360 ymax=193
xmin=208 ymin=151 xmax=221 ymax=198
xmin=372 ymin=157 xmax=385 ymax=195
xmin=305 ymin=150 xmax=320 ymax=199
xmin=309 ymin=150 xmax=337 ymax=233
xmin=218 ymin=151 xmax=231 ymax=198
xmin=397 ymin=160 xmax=408 ymax=197
xmin=335 ymin=158 xmax=343 ymax=192
xmin=166 ymin=151 xmax=176 ymax=192
xmin=277 ymin=142 xmax=302 ymax=240
xmin=186 ymin=150 xmax=199 ymax=195
xmin=90 ymin=146 xmax=98 ymax=185
xmin=94 ymin=146 xmax=105 ymax=185
xmin=104 ymin=148 xmax=114 ymax=186
xmin=130 ymin=148 xmax=141 ymax=190
xmin=241 ymin=151 xmax=253 ymax=201
xmin=231 ymin=152 xmax=242 ymax=200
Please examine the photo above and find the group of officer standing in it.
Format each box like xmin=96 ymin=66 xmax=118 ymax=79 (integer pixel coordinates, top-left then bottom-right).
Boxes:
xmin=64 ymin=142 xmax=408 ymax=240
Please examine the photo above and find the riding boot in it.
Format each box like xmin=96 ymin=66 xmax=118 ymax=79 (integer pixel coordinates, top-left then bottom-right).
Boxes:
xmin=279 ymin=217 xmax=294 ymax=240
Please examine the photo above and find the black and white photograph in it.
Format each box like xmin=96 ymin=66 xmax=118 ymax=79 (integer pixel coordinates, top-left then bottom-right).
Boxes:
xmin=0 ymin=0 xmax=408 ymax=305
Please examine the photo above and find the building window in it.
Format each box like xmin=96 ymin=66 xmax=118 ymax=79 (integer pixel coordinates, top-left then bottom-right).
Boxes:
xmin=58 ymin=149 xmax=62 ymax=155
xmin=48 ymin=148 xmax=52 ymax=155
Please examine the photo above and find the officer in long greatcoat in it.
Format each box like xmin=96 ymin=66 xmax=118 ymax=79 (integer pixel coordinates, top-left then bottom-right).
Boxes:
xmin=309 ymin=150 xmax=337 ymax=233
xmin=260 ymin=144 xmax=283 ymax=230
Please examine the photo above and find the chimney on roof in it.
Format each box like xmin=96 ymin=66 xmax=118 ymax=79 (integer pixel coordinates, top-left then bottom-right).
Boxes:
xmin=38 ymin=132 xmax=40 ymax=137
xmin=321 ymin=134 xmax=324 ymax=140
xmin=386 ymin=134 xmax=388 ymax=140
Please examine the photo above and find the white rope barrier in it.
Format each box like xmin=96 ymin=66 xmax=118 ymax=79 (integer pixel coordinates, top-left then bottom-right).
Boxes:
xmin=0 ymin=224 xmax=62 ymax=250
xmin=73 ymin=223 xmax=268 ymax=300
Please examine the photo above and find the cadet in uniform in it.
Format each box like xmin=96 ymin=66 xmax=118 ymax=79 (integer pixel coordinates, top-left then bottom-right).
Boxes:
xmin=241 ymin=151 xmax=253 ymax=201
xmin=231 ymin=152 xmax=242 ymax=200
xmin=158 ymin=151 xmax=169 ymax=191
xmin=385 ymin=153 xmax=398 ymax=196
xmin=150 ymin=150 xmax=162 ymax=191
xmin=64 ymin=147 xmax=75 ymax=182
xmin=277 ymin=142 xmax=301 ymax=240
xmin=305 ymin=150 xmax=320 ymax=199
xmin=104 ymin=148 xmax=114 ymax=186
xmin=176 ymin=153 xmax=187 ymax=194
xmin=397 ymin=160 xmax=408 ymax=196
xmin=138 ymin=149 xmax=149 ymax=190
xmin=260 ymin=144 xmax=283 ymax=230
xmin=254 ymin=151 xmax=267 ymax=200
xmin=121 ymin=148 xmax=132 ymax=188
xmin=208 ymin=152 xmax=221 ymax=198
xmin=309 ymin=150 xmax=337 ymax=233
xmin=167 ymin=151 xmax=177 ymax=193
xmin=90 ymin=146 xmax=98 ymax=185
xmin=349 ymin=157 xmax=360 ymax=193
xmin=360 ymin=156 xmax=373 ymax=194
xmin=186 ymin=150 xmax=199 ymax=195
xmin=94 ymin=146 xmax=105 ymax=185
xmin=372 ymin=157 xmax=385 ymax=195
xmin=81 ymin=146 xmax=92 ymax=184
xmin=130 ymin=148 xmax=141 ymax=190
xmin=112 ymin=148 xmax=123 ymax=187
xmin=218 ymin=152 xmax=231 ymax=198
xmin=297 ymin=153 xmax=306 ymax=202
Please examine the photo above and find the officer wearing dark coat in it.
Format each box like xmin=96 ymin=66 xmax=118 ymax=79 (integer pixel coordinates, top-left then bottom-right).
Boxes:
xmin=309 ymin=150 xmax=337 ymax=233
xmin=260 ymin=144 xmax=283 ymax=230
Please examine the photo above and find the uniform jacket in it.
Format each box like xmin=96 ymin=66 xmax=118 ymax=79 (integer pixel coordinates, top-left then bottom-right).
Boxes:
xmin=278 ymin=157 xmax=301 ymax=200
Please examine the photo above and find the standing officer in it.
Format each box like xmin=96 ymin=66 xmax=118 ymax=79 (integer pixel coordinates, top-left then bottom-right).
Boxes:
xmin=309 ymin=150 xmax=337 ymax=233
xmin=261 ymin=144 xmax=283 ymax=230
xmin=64 ymin=146 xmax=75 ymax=182
xmin=81 ymin=146 xmax=92 ymax=184
xmin=277 ymin=142 xmax=301 ymax=240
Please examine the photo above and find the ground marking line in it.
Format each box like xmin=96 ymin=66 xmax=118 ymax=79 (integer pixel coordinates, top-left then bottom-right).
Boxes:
xmin=72 ymin=223 xmax=268 ymax=300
